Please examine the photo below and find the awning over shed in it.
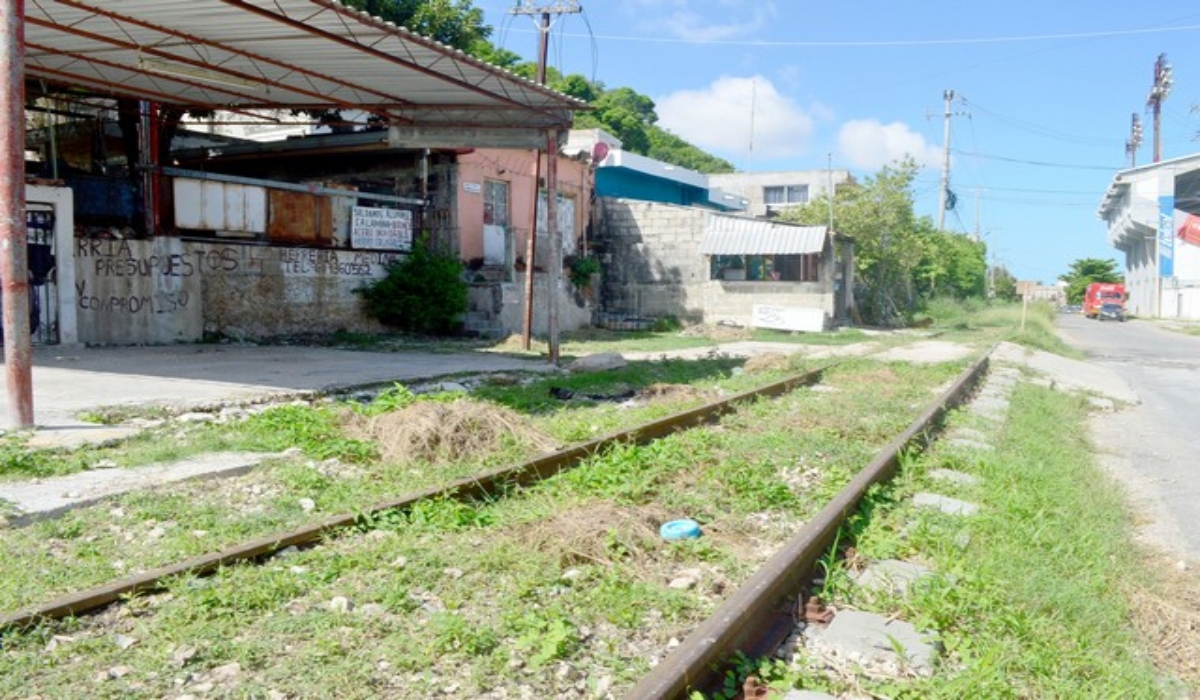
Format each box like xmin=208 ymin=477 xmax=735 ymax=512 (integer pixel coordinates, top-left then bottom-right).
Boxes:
xmin=26 ymin=0 xmax=584 ymax=134
xmin=699 ymin=213 xmax=828 ymax=255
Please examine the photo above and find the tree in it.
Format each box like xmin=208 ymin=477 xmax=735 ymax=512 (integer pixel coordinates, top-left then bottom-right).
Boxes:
xmin=1058 ymin=258 xmax=1122 ymax=303
xmin=340 ymin=0 xmax=490 ymax=52
xmin=780 ymin=157 xmax=929 ymax=324
xmin=646 ymin=128 xmax=735 ymax=174
xmin=913 ymin=226 xmax=987 ymax=300
xmin=991 ymin=264 xmax=1018 ymax=301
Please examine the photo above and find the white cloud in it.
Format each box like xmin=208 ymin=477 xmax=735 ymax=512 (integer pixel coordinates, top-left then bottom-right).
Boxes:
xmin=837 ymin=120 xmax=941 ymax=171
xmin=628 ymin=0 xmax=776 ymax=42
xmin=656 ymin=75 xmax=815 ymax=161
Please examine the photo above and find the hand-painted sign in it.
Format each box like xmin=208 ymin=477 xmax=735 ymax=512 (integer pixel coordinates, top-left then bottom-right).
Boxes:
xmin=1158 ymin=195 xmax=1174 ymax=277
xmin=351 ymin=207 xmax=413 ymax=251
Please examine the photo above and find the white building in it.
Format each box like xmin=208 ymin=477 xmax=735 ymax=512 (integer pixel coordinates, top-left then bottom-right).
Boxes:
xmin=707 ymin=170 xmax=852 ymax=219
xmin=1098 ymin=154 xmax=1200 ymax=319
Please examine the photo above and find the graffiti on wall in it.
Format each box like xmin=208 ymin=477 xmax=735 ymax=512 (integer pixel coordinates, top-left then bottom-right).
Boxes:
xmin=75 ymin=238 xmax=402 ymax=322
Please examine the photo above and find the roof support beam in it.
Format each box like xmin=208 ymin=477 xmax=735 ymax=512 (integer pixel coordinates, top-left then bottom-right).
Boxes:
xmin=389 ymin=125 xmax=561 ymax=150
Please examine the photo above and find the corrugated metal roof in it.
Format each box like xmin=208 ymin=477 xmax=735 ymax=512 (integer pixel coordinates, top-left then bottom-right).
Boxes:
xmin=26 ymin=0 xmax=584 ymax=130
xmin=699 ymin=214 xmax=828 ymax=255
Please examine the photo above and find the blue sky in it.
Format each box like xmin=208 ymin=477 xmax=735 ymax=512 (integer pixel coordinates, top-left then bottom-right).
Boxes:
xmin=475 ymin=0 xmax=1200 ymax=283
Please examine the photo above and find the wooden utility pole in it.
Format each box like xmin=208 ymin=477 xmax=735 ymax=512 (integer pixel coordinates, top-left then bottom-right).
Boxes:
xmin=512 ymin=1 xmax=580 ymax=358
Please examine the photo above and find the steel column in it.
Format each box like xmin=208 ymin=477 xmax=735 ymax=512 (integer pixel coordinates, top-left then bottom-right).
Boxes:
xmin=1 ymin=0 xmax=32 ymax=429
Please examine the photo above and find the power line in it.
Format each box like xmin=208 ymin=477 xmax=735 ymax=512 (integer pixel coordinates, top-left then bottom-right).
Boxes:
xmin=504 ymin=22 xmax=1200 ymax=48
xmin=957 ymin=95 xmax=1119 ymax=147
xmin=953 ymin=149 xmax=1123 ymax=171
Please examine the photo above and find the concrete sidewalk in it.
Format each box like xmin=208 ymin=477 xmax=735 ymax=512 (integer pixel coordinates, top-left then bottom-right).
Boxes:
xmin=2 ymin=343 xmax=555 ymax=448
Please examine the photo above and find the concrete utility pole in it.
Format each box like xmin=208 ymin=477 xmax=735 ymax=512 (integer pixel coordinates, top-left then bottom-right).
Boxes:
xmin=1 ymin=0 xmax=33 ymax=429
xmin=511 ymin=1 xmax=580 ymax=359
xmin=1147 ymin=53 xmax=1172 ymax=164
xmin=937 ymin=89 xmax=954 ymax=231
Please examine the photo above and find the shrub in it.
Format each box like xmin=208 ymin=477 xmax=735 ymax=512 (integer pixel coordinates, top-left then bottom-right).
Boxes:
xmin=355 ymin=235 xmax=467 ymax=334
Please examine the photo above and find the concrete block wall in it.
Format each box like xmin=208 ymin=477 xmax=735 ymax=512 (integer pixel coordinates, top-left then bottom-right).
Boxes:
xmin=594 ymin=199 xmax=708 ymax=321
xmin=74 ymin=238 xmax=395 ymax=344
xmin=594 ymin=198 xmax=834 ymax=327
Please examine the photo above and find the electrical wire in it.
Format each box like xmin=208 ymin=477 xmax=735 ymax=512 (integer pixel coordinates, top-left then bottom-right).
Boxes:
xmin=498 ymin=22 xmax=1200 ymax=48
xmin=953 ymin=149 xmax=1123 ymax=171
xmin=957 ymin=95 xmax=1118 ymax=147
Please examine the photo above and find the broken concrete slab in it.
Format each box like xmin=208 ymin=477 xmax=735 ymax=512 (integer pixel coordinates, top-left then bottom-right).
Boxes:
xmin=566 ymin=352 xmax=628 ymax=373
xmin=927 ymin=469 xmax=982 ymax=487
xmin=856 ymin=559 xmax=933 ymax=596
xmin=805 ymin=609 xmax=937 ymax=678
xmin=1 ymin=451 xmax=281 ymax=525
xmin=944 ymin=438 xmax=994 ymax=452
xmin=912 ymin=492 xmax=980 ymax=516
xmin=993 ymin=341 xmax=1138 ymax=404
xmin=948 ymin=426 xmax=988 ymax=440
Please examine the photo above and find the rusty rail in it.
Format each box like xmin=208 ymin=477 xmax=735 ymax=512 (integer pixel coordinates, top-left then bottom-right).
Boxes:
xmin=625 ymin=348 xmax=993 ymax=700
xmin=1 ymin=366 xmax=828 ymax=631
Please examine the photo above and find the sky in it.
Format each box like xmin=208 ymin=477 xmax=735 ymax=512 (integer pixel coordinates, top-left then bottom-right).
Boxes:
xmin=473 ymin=0 xmax=1200 ymax=284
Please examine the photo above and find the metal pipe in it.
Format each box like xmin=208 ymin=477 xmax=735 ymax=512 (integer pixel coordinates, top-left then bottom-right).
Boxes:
xmin=1 ymin=0 xmax=33 ymax=429
xmin=546 ymin=128 xmax=560 ymax=364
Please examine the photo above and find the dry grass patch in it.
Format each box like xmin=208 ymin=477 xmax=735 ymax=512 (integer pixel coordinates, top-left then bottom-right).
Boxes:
xmin=346 ymin=399 xmax=555 ymax=465
xmin=638 ymin=382 xmax=714 ymax=403
xmin=509 ymin=501 xmax=669 ymax=568
xmin=742 ymin=352 xmax=794 ymax=374
xmin=1126 ymin=553 xmax=1200 ymax=689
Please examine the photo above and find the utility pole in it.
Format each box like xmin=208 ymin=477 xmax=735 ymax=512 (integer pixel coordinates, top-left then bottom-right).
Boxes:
xmin=511 ymin=1 xmax=580 ymax=359
xmin=937 ymin=90 xmax=955 ymax=231
xmin=1125 ymin=112 xmax=1143 ymax=168
xmin=1146 ymin=53 xmax=1172 ymax=164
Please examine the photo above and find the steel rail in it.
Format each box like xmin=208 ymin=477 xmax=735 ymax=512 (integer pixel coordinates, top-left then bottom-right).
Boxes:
xmin=625 ymin=348 xmax=993 ymax=700
xmin=0 ymin=367 xmax=828 ymax=632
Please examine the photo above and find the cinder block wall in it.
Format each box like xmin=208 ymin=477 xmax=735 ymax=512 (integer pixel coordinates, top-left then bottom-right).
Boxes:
xmin=593 ymin=198 xmax=834 ymax=327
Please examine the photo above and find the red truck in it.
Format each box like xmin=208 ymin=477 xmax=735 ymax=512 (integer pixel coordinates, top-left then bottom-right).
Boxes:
xmin=1083 ymin=282 xmax=1126 ymax=319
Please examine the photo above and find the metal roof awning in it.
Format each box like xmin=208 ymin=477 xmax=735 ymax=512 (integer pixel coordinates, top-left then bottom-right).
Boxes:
xmin=26 ymin=0 xmax=585 ymax=133
xmin=700 ymin=213 xmax=828 ymax=255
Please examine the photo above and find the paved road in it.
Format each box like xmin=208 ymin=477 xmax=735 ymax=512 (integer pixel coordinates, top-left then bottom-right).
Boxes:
xmin=1057 ymin=314 xmax=1200 ymax=561
xmin=1 ymin=343 xmax=554 ymax=448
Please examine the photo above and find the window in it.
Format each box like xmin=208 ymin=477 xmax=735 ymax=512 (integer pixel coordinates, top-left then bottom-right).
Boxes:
xmin=763 ymin=185 xmax=809 ymax=206
xmin=710 ymin=254 xmax=820 ymax=282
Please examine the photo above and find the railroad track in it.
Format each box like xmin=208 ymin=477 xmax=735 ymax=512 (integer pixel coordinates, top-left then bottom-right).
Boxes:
xmin=1 ymin=351 xmax=991 ymax=698
xmin=1 ymin=368 xmax=829 ymax=631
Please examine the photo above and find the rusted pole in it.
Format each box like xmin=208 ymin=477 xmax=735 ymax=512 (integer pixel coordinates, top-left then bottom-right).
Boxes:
xmin=521 ymin=10 xmax=552 ymax=351
xmin=545 ymin=128 xmax=560 ymax=364
xmin=0 ymin=0 xmax=33 ymax=429
xmin=521 ymin=151 xmax=539 ymax=350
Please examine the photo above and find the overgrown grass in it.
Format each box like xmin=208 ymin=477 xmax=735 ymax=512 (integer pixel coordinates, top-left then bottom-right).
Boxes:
xmin=0 ymin=360 xmax=960 ymax=698
xmin=924 ymin=297 xmax=1083 ymax=357
xmin=745 ymin=381 xmax=1170 ymax=698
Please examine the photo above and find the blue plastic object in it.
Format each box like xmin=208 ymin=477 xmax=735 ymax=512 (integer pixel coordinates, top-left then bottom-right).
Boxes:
xmin=660 ymin=519 xmax=702 ymax=541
